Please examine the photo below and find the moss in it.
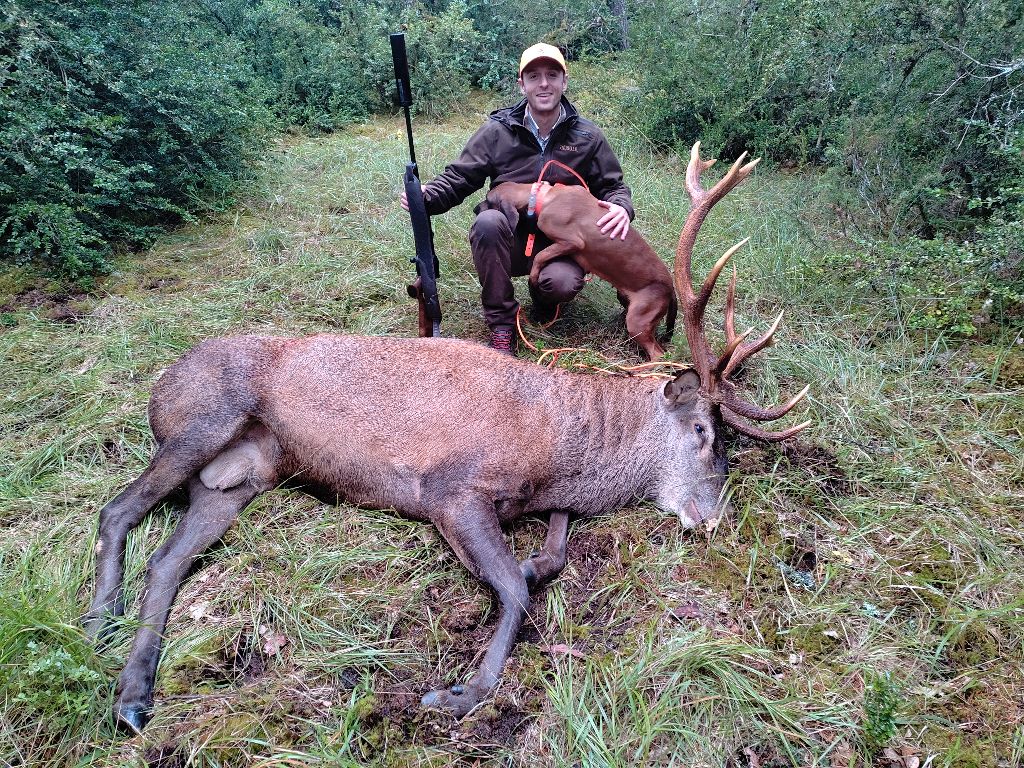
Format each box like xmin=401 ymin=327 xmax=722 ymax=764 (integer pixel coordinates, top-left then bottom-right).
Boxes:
xmin=922 ymin=734 xmax=1000 ymax=768
xmin=789 ymin=622 xmax=842 ymax=658
xmin=917 ymin=544 xmax=959 ymax=586
xmin=945 ymin=622 xmax=1000 ymax=669
xmin=758 ymin=617 xmax=782 ymax=651
xmin=756 ymin=619 xmax=843 ymax=659
xmin=891 ymin=543 xmax=960 ymax=611
xmin=734 ymin=507 xmax=782 ymax=549
xmin=351 ymin=693 xmax=378 ymax=721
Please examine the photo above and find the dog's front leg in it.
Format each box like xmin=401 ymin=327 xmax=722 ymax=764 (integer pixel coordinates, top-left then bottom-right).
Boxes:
xmin=528 ymin=240 xmax=583 ymax=286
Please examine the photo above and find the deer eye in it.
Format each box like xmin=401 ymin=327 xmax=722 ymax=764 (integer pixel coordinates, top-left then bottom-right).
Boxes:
xmin=694 ymin=423 xmax=705 ymax=437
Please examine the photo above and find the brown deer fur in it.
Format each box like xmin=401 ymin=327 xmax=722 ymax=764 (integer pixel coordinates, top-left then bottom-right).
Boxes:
xmin=85 ymin=336 xmax=727 ymax=731
xmin=484 ymin=182 xmax=677 ymax=360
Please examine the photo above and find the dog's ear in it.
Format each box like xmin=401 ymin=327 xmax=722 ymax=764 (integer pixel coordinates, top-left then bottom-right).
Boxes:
xmin=497 ymin=198 xmax=520 ymax=229
xmin=477 ymin=187 xmax=521 ymax=229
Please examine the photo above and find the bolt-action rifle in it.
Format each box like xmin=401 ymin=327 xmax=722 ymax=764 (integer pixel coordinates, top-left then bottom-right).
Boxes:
xmin=390 ymin=32 xmax=442 ymax=337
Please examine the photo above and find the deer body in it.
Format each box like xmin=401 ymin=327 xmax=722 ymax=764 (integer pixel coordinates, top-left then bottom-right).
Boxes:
xmin=164 ymin=334 xmax=708 ymax=522
xmin=88 ymin=333 xmax=727 ymax=731
xmin=88 ymin=143 xmax=809 ymax=732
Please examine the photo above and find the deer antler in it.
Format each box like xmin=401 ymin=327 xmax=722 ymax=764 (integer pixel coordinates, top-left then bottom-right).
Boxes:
xmin=674 ymin=142 xmax=810 ymax=442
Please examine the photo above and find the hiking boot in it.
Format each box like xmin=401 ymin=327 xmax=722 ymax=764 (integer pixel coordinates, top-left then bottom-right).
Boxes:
xmin=489 ymin=325 xmax=516 ymax=356
xmin=528 ymin=283 xmax=560 ymax=325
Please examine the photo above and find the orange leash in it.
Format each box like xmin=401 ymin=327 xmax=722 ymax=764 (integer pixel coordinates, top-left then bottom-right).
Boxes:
xmin=514 ymin=306 xmax=689 ymax=380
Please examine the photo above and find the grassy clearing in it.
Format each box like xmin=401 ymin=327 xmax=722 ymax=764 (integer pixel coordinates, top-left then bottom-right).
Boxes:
xmin=1 ymin=96 xmax=1022 ymax=767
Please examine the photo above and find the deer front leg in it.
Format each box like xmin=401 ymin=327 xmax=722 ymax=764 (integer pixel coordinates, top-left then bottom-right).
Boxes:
xmin=520 ymin=510 xmax=569 ymax=590
xmin=528 ymin=240 xmax=583 ymax=287
xmin=114 ymin=477 xmax=258 ymax=733
xmin=422 ymin=503 xmax=530 ymax=718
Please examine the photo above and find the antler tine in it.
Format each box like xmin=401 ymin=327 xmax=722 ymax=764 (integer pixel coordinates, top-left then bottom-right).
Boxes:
xmin=720 ymin=383 xmax=809 ymax=421
xmin=698 ymin=238 xmax=748 ymax=310
xmin=676 ymin=144 xmax=759 ymax=385
xmin=685 ymin=141 xmax=718 ymax=204
xmin=724 ymin=264 xmax=738 ymax=344
xmin=716 ymin=327 xmax=753 ymax=373
xmin=722 ymin=310 xmax=784 ymax=379
xmin=722 ymin=409 xmax=812 ymax=443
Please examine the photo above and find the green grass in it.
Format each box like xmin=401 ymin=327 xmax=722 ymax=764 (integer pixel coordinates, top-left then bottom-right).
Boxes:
xmin=1 ymin=97 xmax=1022 ymax=767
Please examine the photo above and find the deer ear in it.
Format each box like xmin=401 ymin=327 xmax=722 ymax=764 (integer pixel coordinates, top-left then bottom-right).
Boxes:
xmin=663 ymin=369 xmax=702 ymax=407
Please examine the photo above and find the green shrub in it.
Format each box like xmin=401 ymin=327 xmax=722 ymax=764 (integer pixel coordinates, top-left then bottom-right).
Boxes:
xmin=626 ymin=0 xmax=1023 ymax=237
xmin=812 ymin=211 xmax=1023 ymax=337
xmin=235 ymin=0 xmax=376 ymax=130
xmin=0 ymin=0 xmax=271 ymax=278
xmin=863 ymin=671 xmax=900 ymax=756
xmin=0 ymin=594 xmax=108 ymax=764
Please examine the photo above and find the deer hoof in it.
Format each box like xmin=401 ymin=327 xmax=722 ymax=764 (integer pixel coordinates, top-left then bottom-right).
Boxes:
xmin=421 ymin=685 xmax=479 ymax=718
xmin=114 ymin=700 xmax=151 ymax=734
xmin=519 ymin=557 xmax=542 ymax=589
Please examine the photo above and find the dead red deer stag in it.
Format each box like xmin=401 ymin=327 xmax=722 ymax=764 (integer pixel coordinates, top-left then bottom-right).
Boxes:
xmin=84 ymin=142 xmax=808 ymax=732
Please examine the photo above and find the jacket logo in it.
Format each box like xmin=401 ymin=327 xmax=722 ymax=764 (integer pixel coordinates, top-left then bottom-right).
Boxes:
xmin=559 ymin=144 xmax=579 ymax=152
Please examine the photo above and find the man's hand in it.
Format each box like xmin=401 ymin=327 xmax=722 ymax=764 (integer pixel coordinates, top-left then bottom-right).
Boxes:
xmin=400 ymin=183 xmax=429 ymax=212
xmin=596 ymin=201 xmax=630 ymax=240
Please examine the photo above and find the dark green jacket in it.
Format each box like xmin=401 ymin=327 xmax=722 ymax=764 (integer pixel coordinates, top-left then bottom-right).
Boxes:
xmin=424 ymin=96 xmax=634 ymax=220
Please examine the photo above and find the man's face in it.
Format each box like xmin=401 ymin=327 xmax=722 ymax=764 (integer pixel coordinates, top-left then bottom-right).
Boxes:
xmin=518 ymin=61 xmax=567 ymax=115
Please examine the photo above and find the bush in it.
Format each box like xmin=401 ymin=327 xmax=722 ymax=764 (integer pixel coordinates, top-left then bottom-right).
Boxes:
xmin=0 ymin=0 xmax=271 ymax=278
xmin=234 ymin=0 xmax=376 ymax=130
xmin=626 ymin=0 xmax=1023 ymax=237
xmin=813 ymin=174 xmax=1023 ymax=336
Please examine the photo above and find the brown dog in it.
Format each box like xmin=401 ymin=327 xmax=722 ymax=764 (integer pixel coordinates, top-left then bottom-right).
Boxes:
xmin=485 ymin=182 xmax=676 ymax=360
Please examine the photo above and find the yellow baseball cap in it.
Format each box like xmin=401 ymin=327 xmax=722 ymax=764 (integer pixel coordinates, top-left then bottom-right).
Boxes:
xmin=518 ymin=43 xmax=567 ymax=76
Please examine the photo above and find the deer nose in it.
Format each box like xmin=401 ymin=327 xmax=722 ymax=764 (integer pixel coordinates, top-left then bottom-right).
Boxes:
xmin=677 ymin=498 xmax=703 ymax=529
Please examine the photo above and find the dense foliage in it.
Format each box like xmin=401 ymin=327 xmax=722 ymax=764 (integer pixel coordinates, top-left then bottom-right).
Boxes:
xmin=2 ymin=0 xmax=1021 ymax=328
xmin=628 ymin=0 xmax=1023 ymax=235
xmin=0 ymin=1 xmax=272 ymax=277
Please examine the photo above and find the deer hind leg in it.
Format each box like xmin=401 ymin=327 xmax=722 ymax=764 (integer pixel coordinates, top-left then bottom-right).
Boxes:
xmin=422 ymin=503 xmax=531 ymax=718
xmin=624 ymin=284 xmax=672 ymax=360
xmin=84 ymin=414 xmax=254 ymax=640
xmin=85 ymin=441 xmax=221 ymax=640
xmin=113 ymin=475 xmax=263 ymax=733
xmin=520 ymin=510 xmax=569 ymax=590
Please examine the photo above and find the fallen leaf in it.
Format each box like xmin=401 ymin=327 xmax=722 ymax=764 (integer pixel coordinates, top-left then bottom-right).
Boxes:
xmin=262 ymin=630 xmax=289 ymax=655
xmin=541 ymin=643 xmax=586 ymax=659
xmin=671 ymin=602 xmax=703 ymax=621
xmin=830 ymin=739 xmax=857 ymax=768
